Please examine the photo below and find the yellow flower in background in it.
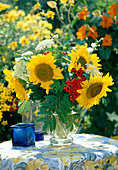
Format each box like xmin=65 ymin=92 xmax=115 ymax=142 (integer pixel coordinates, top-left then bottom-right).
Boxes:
xmin=7 ymin=9 xmax=18 ymax=22
xmin=0 ymin=111 xmax=2 ymax=121
xmin=69 ymin=0 xmax=74 ymax=6
xmin=3 ymin=69 xmax=29 ymax=102
xmin=47 ymin=1 xmax=57 ymax=8
xmin=60 ymin=0 xmax=68 ymax=3
xmin=55 ymin=28 xmax=63 ymax=35
xmin=92 ymin=10 xmax=101 ymax=17
xmin=33 ymin=2 xmax=41 ymax=10
xmin=28 ymin=35 xmax=37 ymax=41
xmin=1 ymin=56 xmax=6 ymax=62
xmin=40 ymin=11 xmax=47 ymax=16
xmin=111 ymin=136 xmax=118 ymax=140
xmin=0 ymin=3 xmax=10 ymax=12
xmin=68 ymin=44 xmax=91 ymax=72
xmin=8 ymin=41 xmax=17 ymax=50
xmin=76 ymin=73 xmax=114 ymax=109
xmin=16 ymin=20 xmax=24 ymax=29
xmin=19 ymin=36 xmax=29 ymax=46
xmin=17 ymin=10 xmax=25 ymax=17
xmin=27 ymin=53 xmax=64 ymax=94
xmin=47 ymin=23 xmax=53 ymax=30
xmin=22 ymin=23 xmax=30 ymax=32
xmin=24 ymin=14 xmax=32 ymax=21
xmin=1 ymin=120 xmax=8 ymax=126
xmin=47 ymin=11 xmax=55 ymax=19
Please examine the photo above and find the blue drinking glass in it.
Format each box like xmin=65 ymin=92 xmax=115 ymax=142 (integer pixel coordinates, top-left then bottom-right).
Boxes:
xmin=11 ymin=123 xmax=35 ymax=147
xmin=35 ymin=129 xmax=44 ymax=141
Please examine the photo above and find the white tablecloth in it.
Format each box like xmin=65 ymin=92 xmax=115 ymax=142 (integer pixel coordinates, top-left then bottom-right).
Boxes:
xmin=0 ymin=134 xmax=118 ymax=170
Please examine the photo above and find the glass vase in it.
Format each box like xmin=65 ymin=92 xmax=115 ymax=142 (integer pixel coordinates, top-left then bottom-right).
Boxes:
xmin=22 ymin=100 xmax=43 ymax=131
xmin=50 ymin=115 xmax=75 ymax=146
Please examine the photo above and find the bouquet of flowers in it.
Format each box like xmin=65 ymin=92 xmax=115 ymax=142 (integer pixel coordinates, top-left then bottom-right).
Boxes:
xmin=3 ymin=35 xmax=114 ymax=143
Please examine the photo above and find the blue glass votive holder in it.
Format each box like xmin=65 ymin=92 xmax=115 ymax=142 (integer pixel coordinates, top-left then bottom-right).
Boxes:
xmin=11 ymin=123 xmax=35 ymax=147
xmin=35 ymin=129 xmax=44 ymax=141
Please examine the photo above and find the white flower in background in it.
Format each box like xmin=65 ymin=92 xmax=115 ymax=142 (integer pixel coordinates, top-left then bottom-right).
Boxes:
xmin=21 ymin=51 xmax=33 ymax=57
xmin=85 ymin=63 xmax=101 ymax=76
xmin=35 ymin=39 xmax=54 ymax=51
xmin=87 ymin=47 xmax=94 ymax=53
xmin=13 ymin=60 xmax=29 ymax=81
xmin=15 ymin=57 xmax=30 ymax=62
xmin=91 ymin=43 xmax=97 ymax=48
xmin=53 ymin=34 xmax=58 ymax=39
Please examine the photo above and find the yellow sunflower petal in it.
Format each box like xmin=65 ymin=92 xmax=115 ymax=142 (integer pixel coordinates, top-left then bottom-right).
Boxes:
xmin=27 ymin=53 xmax=64 ymax=94
xmin=76 ymin=74 xmax=114 ymax=109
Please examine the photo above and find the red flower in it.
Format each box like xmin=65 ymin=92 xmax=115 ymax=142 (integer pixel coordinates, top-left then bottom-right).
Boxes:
xmin=87 ymin=27 xmax=98 ymax=40
xmin=78 ymin=7 xmax=89 ymax=20
xmin=102 ymin=34 xmax=112 ymax=46
xmin=100 ymin=15 xmax=113 ymax=28
xmin=76 ymin=26 xmax=86 ymax=40
xmin=107 ymin=3 xmax=118 ymax=17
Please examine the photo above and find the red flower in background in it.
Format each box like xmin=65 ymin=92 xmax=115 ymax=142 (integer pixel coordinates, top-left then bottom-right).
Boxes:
xmin=102 ymin=34 xmax=112 ymax=46
xmin=76 ymin=26 xmax=86 ymax=40
xmin=107 ymin=3 xmax=118 ymax=17
xmin=100 ymin=15 xmax=113 ymax=28
xmin=87 ymin=26 xmax=98 ymax=40
xmin=78 ymin=7 xmax=89 ymax=20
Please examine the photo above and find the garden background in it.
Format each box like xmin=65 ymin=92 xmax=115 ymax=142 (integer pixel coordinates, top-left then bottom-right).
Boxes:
xmin=0 ymin=0 xmax=118 ymax=142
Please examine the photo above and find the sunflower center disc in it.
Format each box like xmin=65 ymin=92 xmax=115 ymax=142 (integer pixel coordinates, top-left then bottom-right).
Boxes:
xmin=87 ymin=83 xmax=103 ymax=98
xmin=35 ymin=63 xmax=53 ymax=82
xmin=77 ymin=56 xmax=87 ymax=69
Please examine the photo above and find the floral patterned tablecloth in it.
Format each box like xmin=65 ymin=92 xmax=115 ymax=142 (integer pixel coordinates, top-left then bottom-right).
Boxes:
xmin=0 ymin=134 xmax=118 ymax=170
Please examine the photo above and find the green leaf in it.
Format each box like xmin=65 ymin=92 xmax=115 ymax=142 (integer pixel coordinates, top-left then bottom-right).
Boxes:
xmin=70 ymin=124 xmax=73 ymax=131
xmin=65 ymin=115 xmax=72 ymax=122
xmin=50 ymin=81 xmax=59 ymax=88
xmin=60 ymin=82 xmax=65 ymax=92
xmin=17 ymin=102 xmax=26 ymax=114
xmin=43 ymin=121 xmax=49 ymax=132
xmin=99 ymin=46 xmax=112 ymax=60
xmin=52 ymin=115 xmax=56 ymax=130
xmin=56 ymin=109 xmax=65 ymax=123
xmin=25 ymin=101 xmax=30 ymax=113
xmin=72 ymin=17 xmax=78 ymax=26
xmin=38 ymin=109 xmax=52 ymax=115
xmin=56 ymin=83 xmax=60 ymax=92
xmin=44 ymin=95 xmax=59 ymax=105
xmin=49 ymin=119 xmax=53 ymax=132
xmin=73 ymin=114 xmax=81 ymax=119
xmin=59 ymin=104 xmax=67 ymax=117
xmin=37 ymin=117 xmax=49 ymax=122
xmin=72 ymin=108 xmax=80 ymax=113
xmin=74 ymin=121 xmax=81 ymax=128
xmin=61 ymin=100 xmax=71 ymax=113
xmin=66 ymin=121 xmax=73 ymax=129
xmin=41 ymin=102 xmax=55 ymax=110
xmin=63 ymin=96 xmax=71 ymax=107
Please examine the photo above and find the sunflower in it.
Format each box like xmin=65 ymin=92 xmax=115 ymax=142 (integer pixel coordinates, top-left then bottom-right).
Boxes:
xmin=26 ymin=53 xmax=64 ymax=94
xmin=3 ymin=69 xmax=29 ymax=102
xmin=76 ymin=73 xmax=114 ymax=109
xmin=68 ymin=44 xmax=101 ymax=72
